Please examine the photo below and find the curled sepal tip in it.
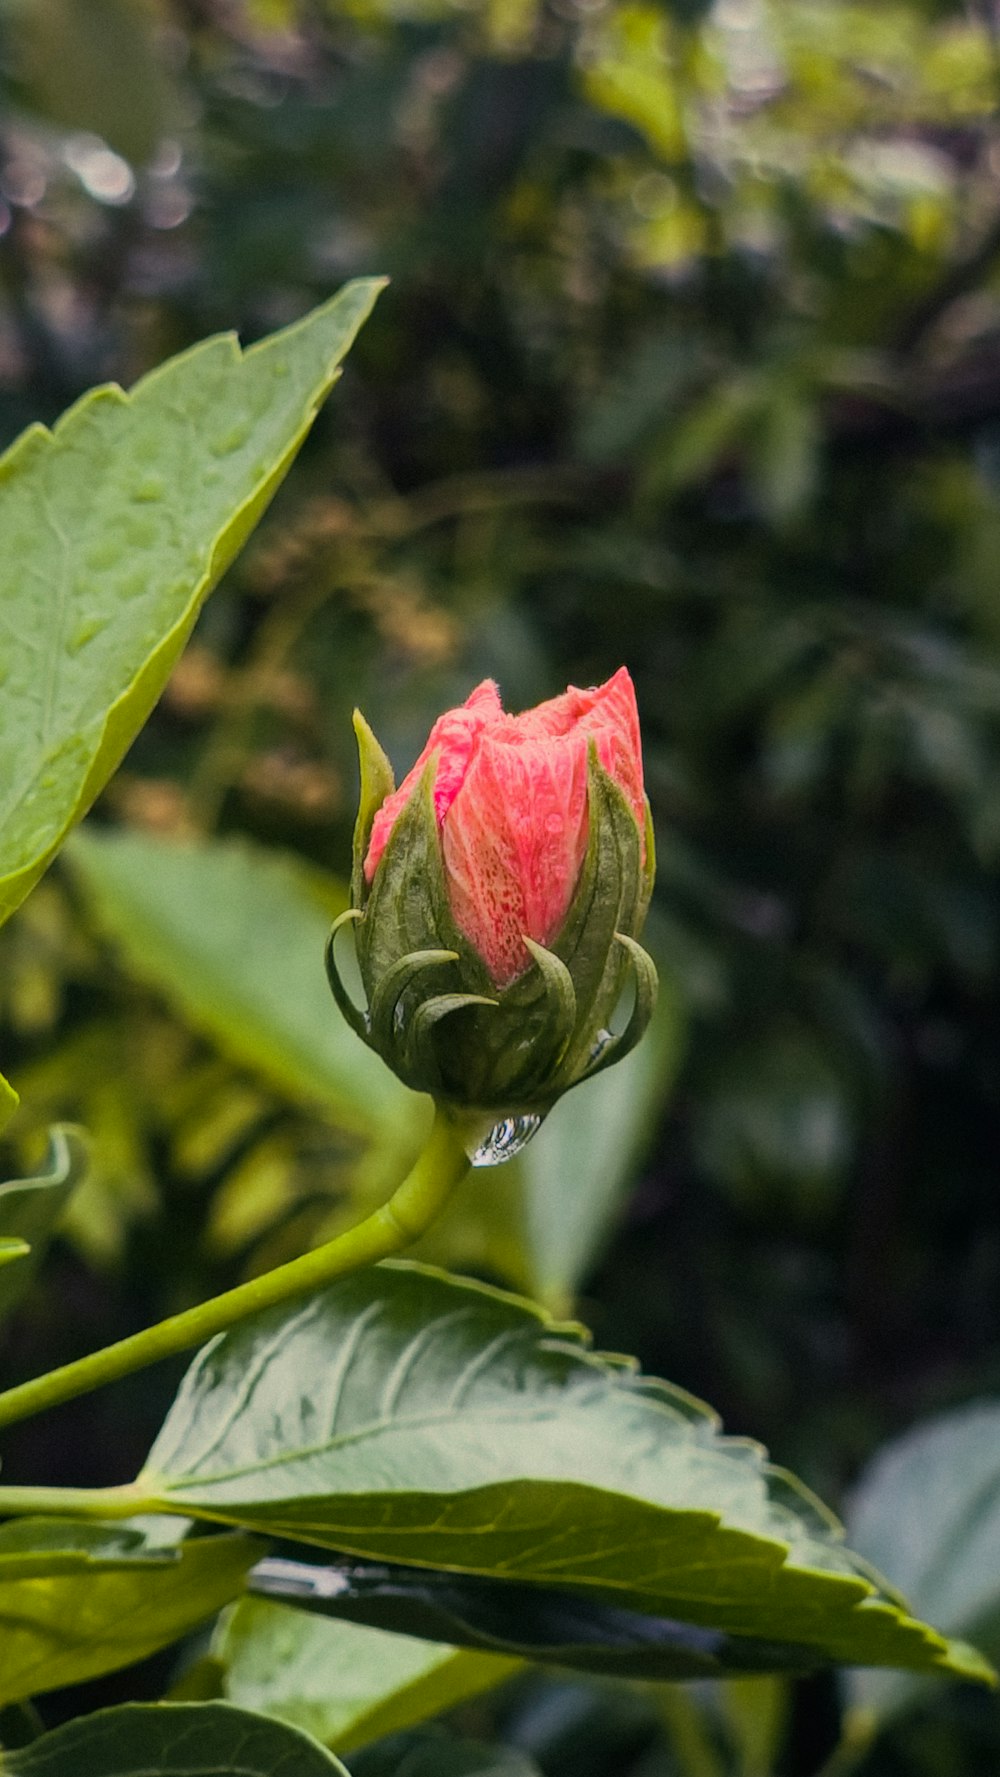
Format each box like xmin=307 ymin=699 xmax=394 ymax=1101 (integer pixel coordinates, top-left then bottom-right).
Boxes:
xmin=368 ymin=947 xmax=461 ymax=1056
xmin=324 ymin=909 xmax=368 ymax=1043
xmin=579 ymin=933 xmax=659 ymax=1084
xmin=404 ymin=991 xmax=499 ymax=1095
xmin=518 ymin=937 xmax=577 ymax=1090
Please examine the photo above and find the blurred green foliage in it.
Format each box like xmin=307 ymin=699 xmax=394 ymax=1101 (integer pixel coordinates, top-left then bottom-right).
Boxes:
xmin=3 ymin=0 xmax=1000 ymax=1771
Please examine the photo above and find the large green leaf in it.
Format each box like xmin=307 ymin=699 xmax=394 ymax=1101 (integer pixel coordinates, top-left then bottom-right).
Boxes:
xmin=0 ymin=1703 xmax=349 ymax=1776
xmin=0 ymin=278 xmax=382 ymax=929
xmin=245 ymin=1555 xmax=824 ymax=1681
xmin=351 ymin=1737 xmax=541 ymax=1777
xmin=0 ymin=1519 xmax=260 ymax=1704
xmin=215 ymin=1597 xmax=517 ymax=1753
xmin=67 ymin=830 xmax=418 ymax=1148
xmin=131 ymin=1265 xmax=991 ymax=1677
xmin=0 ymin=1129 xmax=87 ymax=1325
xmin=846 ymin=1399 xmax=1000 ymax=1726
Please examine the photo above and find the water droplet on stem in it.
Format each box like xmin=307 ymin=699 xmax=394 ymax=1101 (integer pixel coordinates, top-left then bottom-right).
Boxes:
xmin=468 ymin=1112 xmax=543 ymax=1167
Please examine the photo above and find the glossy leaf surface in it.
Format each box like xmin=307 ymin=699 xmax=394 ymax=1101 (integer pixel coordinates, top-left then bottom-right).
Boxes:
xmin=216 ymin=1597 xmax=516 ymax=1752
xmin=0 ymin=1129 xmax=87 ymax=1324
xmin=135 ymin=1264 xmax=989 ymax=1676
xmin=0 ymin=278 xmax=382 ymax=929
xmin=847 ymin=1399 xmax=1000 ymax=1724
xmin=350 ymin=1737 xmax=540 ymax=1777
xmin=0 ymin=1520 xmax=260 ymax=1705
xmin=0 ymin=1702 xmax=349 ymax=1776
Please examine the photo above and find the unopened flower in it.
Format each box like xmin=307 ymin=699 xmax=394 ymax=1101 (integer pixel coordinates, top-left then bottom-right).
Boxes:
xmin=326 ymin=670 xmax=657 ymax=1126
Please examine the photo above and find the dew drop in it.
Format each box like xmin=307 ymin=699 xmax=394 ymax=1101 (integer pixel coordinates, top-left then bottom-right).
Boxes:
xmin=84 ymin=540 xmax=123 ymax=573
xmin=68 ymin=617 xmax=105 ymax=653
xmin=468 ymin=1112 xmax=543 ymax=1168
xmin=590 ymin=1028 xmax=614 ymax=1062
xmin=210 ymin=421 xmax=253 ymax=457
xmin=132 ymin=476 xmax=164 ymax=503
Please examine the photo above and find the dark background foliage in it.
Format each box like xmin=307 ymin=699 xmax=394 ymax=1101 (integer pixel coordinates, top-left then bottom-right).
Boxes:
xmin=2 ymin=1 xmax=1000 ymax=1771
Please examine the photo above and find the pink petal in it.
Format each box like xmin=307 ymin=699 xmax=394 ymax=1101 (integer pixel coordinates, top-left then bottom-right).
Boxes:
xmin=517 ymin=667 xmax=645 ymax=847
xmin=364 ymin=679 xmax=502 ymax=882
xmin=362 ymin=669 xmax=647 ymax=986
xmin=443 ymin=727 xmax=590 ymax=986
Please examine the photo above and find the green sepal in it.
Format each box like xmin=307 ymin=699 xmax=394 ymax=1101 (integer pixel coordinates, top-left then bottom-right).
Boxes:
xmin=515 ymin=939 xmax=577 ymax=1092
xmin=404 ymin=992 xmax=500 ymax=1095
xmin=578 ymin=933 xmax=659 ymax=1083
xmin=359 ymin=760 xmax=482 ymax=986
xmin=369 ymin=950 xmax=461 ymax=1058
xmin=638 ymin=798 xmax=656 ymax=923
xmin=351 ymin=709 xmax=396 ymax=910
xmin=547 ymin=746 xmax=646 ymax=1089
xmin=324 ymin=909 xmax=369 ymax=1043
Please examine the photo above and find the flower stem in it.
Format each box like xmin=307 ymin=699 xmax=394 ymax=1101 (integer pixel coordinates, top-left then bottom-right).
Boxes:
xmin=0 ymin=1107 xmax=469 ymax=1437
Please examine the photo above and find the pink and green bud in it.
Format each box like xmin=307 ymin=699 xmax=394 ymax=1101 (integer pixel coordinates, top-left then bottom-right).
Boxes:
xmin=326 ymin=670 xmax=657 ymax=1122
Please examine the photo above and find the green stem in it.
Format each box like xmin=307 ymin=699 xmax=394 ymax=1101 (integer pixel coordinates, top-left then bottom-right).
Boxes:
xmin=0 ymin=1107 xmax=469 ymax=1438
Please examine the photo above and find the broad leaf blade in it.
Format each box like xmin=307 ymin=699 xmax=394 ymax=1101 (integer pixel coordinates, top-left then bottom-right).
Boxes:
xmin=847 ymin=1399 xmax=1000 ymax=1725
xmin=351 ymin=1737 xmax=541 ymax=1777
xmin=0 ymin=1128 xmax=87 ymax=1324
xmin=1 ymin=1702 xmax=349 ymax=1776
xmin=67 ymin=830 xmax=417 ymax=1141
xmin=246 ymin=1556 xmax=822 ymax=1681
xmin=135 ymin=1265 xmax=990 ymax=1677
xmin=0 ymin=278 xmax=383 ymax=928
xmin=0 ymin=1520 xmax=261 ymax=1705
xmin=215 ymin=1597 xmax=517 ymax=1753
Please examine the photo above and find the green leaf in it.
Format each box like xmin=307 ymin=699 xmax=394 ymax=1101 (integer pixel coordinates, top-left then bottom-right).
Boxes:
xmin=0 ymin=1520 xmax=261 ymax=1704
xmin=0 ymin=278 xmax=383 ymax=930
xmin=133 ymin=1265 xmax=990 ymax=1677
xmin=0 ymin=1702 xmax=350 ymax=1776
xmin=846 ymin=1400 xmax=1000 ymax=1726
xmin=351 ymin=1736 xmax=540 ymax=1777
xmin=0 ymin=1128 xmax=87 ymax=1324
xmin=246 ymin=1555 xmax=827 ymax=1681
xmin=66 ymin=830 xmax=420 ymax=1152
xmin=215 ymin=1597 xmax=517 ymax=1753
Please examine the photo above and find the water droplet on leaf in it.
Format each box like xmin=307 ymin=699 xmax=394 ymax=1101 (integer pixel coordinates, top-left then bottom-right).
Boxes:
xmin=68 ymin=617 xmax=105 ymax=653
xmin=210 ymin=422 xmax=252 ymax=457
xmin=468 ymin=1112 xmax=543 ymax=1167
xmin=132 ymin=476 xmax=164 ymax=502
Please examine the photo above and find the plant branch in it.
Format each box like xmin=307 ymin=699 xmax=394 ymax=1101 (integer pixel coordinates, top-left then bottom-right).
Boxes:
xmin=0 ymin=1106 xmax=469 ymax=1438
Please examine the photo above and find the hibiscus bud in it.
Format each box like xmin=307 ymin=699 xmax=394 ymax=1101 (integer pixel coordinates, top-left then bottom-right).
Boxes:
xmin=325 ymin=669 xmax=657 ymax=1146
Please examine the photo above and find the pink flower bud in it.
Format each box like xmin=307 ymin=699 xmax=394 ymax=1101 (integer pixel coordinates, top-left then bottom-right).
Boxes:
xmin=364 ymin=668 xmax=646 ymax=986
